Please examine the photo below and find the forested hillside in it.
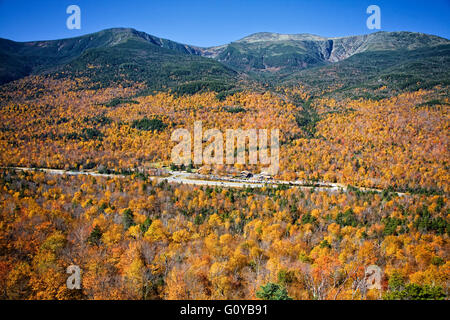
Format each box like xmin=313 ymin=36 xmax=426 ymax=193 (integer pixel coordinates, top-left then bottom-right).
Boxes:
xmin=0 ymin=28 xmax=448 ymax=300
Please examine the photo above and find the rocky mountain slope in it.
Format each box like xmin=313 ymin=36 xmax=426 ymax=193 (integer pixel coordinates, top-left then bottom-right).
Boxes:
xmin=201 ymin=31 xmax=449 ymax=74
xmin=0 ymin=28 xmax=448 ymax=95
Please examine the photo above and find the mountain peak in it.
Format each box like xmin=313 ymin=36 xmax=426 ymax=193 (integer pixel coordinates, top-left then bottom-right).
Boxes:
xmin=1 ymin=28 xmax=449 ymax=88
xmin=236 ymin=32 xmax=326 ymax=43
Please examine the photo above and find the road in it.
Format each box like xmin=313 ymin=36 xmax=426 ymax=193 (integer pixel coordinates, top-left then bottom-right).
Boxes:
xmin=1 ymin=166 xmax=403 ymax=195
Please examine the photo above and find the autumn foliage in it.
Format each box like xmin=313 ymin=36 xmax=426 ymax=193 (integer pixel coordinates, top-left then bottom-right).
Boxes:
xmin=0 ymin=76 xmax=448 ymax=299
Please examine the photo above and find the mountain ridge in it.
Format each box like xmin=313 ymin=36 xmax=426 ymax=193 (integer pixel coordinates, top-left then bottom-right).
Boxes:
xmin=0 ymin=28 xmax=239 ymax=91
xmin=1 ymin=27 xmax=449 ymax=96
xmin=202 ymin=30 xmax=449 ymax=69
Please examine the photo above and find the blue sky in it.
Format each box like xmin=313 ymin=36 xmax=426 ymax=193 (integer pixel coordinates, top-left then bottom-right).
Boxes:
xmin=0 ymin=0 xmax=449 ymax=46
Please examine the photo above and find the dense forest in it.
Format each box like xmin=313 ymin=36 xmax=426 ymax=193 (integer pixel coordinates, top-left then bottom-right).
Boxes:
xmin=0 ymin=169 xmax=447 ymax=299
xmin=0 ymin=73 xmax=448 ymax=299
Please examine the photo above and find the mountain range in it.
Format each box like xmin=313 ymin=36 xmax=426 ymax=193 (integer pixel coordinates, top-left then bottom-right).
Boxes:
xmin=1 ymin=27 xmax=449 ymax=97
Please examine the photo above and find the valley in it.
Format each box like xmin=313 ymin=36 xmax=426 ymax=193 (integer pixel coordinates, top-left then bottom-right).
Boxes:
xmin=0 ymin=26 xmax=448 ymax=300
